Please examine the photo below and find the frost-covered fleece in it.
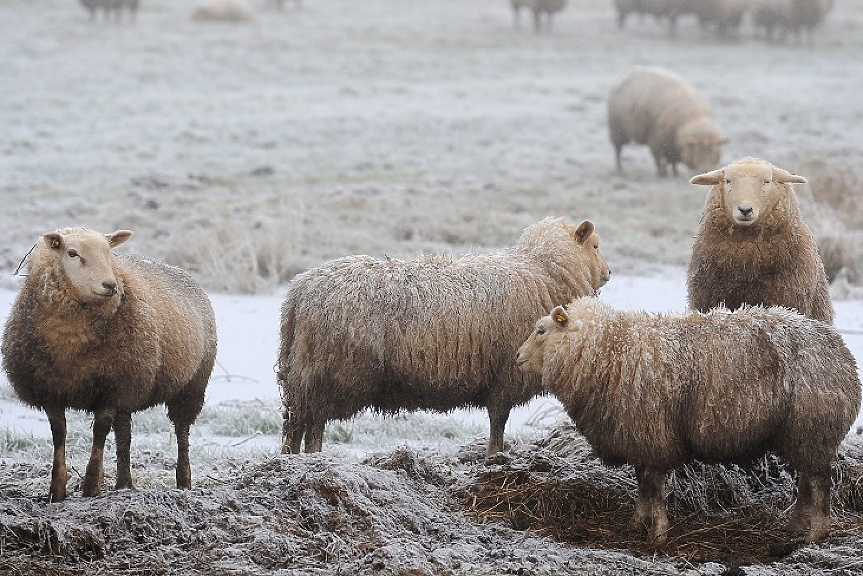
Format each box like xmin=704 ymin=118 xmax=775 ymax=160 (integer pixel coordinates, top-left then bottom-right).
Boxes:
xmin=278 ymin=217 xmax=611 ymax=455
xmin=687 ymin=156 xmax=833 ymax=323
xmin=1 ymin=228 xmax=217 ymax=502
xmin=607 ymin=66 xmax=723 ymax=177
xmin=516 ymin=298 xmax=860 ymax=544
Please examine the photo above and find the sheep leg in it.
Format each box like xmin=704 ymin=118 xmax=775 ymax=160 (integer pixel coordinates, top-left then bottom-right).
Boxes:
xmin=805 ymin=473 xmax=832 ymax=543
xmin=174 ymin=422 xmax=192 ymax=489
xmin=82 ymin=407 xmax=115 ymax=497
xmin=532 ymin=10 xmax=542 ymax=33
xmin=634 ymin=467 xmax=670 ymax=543
xmin=787 ymin=472 xmax=814 ymax=535
xmin=304 ymin=420 xmax=325 ymax=453
xmin=46 ymin=406 xmax=68 ymax=502
xmin=113 ymin=411 xmax=133 ymax=490
xmin=486 ymin=404 xmax=510 ymax=455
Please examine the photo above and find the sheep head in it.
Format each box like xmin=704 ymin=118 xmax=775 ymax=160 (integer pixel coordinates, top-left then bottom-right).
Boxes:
xmin=571 ymin=220 xmax=612 ymax=292
xmin=42 ymin=228 xmax=133 ymax=304
xmin=677 ymin=117 xmax=724 ymax=173
xmin=691 ymin=157 xmax=806 ymax=230
xmin=516 ymin=304 xmax=573 ymax=375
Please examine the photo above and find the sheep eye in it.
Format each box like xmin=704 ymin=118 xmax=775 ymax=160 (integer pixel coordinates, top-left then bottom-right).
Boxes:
xmin=724 ymin=178 xmax=731 ymax=185
xmin=67 ymin=249 xmax=79 ymax=258
xmin=536 ymin=326 xmax=546 ymax=335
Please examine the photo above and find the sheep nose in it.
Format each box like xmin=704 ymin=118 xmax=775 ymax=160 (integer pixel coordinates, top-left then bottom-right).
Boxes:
xmin=738 ymin=205 xmax=753 ymax=218
xmin=102 ymin=281 xmax=117 ymax=295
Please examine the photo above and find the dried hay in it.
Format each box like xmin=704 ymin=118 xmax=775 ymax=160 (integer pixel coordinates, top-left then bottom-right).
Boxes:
xmin=466 ymin=426 xmax=863 ymax=567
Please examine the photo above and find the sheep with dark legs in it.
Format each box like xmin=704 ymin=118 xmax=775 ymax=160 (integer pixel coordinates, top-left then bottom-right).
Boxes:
xmin=516 ymin=298 xmax=860 ymax=543
xmin=278 ymin=218 xmax=610 ymax=455
xmin=2 ymin=228 xmax=217 ymax=502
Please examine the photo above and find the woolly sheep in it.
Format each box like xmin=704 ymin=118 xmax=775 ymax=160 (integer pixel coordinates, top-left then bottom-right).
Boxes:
xmin=612 ymin=0 xmax=691 ymax=33
xmin=511 ymin=0 xmax=568 ymax=32
xmin=1 ymin=228 xmax=217 ymax=502
xmin=753 ymin=0 xmax=831 ymax=44
xmin=608 ymin=66 xmax=723 ymax=177
xmin=79 ymin=0 xmax=139 ymax=22
xmin=516 ymin=298 xmax=860 ymax=543
xmin=691 ymin=0 xmax=750 ymax=37
xmin=278 ymin=217 xmax=611 ymax=455
xmin=191 ymin=0 xmax=253 ymax=22
xmin=687 ymin=156 xmax=833 ymax=323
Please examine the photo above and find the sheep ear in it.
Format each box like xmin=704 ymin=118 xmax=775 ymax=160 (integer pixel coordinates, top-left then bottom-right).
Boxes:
xmin=690 ymin=169 xmax=724 ymax=185
xmin=551 ymin=305 xmax=569 ymax=328
xmin=106 ymin=230 xmax=133 ymax=248
xmin=573 ymin=221 xmax=595 ymax=245
xmin=772 ymin=167 xmax=807 ymax=184
xmin=44 ymin=232 xmax=64 ymax=250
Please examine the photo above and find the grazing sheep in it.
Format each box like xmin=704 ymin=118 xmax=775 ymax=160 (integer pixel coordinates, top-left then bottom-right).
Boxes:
xmin=753 ymin=0 xmax=831 ymax=44
xmin=691 ymin=0 xmax=750 ymax=37
xmin=512 ymin=0 xmax=568 ymax=32
xmin=278 ymin=217 xmax=611 ymax=455
xmin=612 ymin=0 xmax=692 ymax=34
xmin=608 ymin=66 xmax=723 ymax=177
xmin=687 ymin=156 xmax=833 ymax=323
xmin=516 ymin=298 xmax=860 ymax=543
xmin=1 ymin=228 xmax=217 ymax=502
xmin=79 ymin=0 xmax=139 ymax=22
xmin=191 ymin=0 xmax=253 ymax=22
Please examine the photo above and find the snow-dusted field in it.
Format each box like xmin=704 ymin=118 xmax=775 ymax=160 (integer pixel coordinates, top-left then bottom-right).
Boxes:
xmin=2 ymin=0 xmax=863 ymax=574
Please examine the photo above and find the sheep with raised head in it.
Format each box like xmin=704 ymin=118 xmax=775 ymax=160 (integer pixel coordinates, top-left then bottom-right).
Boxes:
xmin=278 ymin=217 xmax=611 ymax=455
xmin=608 ymin=66 xmax=723 ymax=177
xmin=1 ymin=228 xmax=217 ymax=502
xmin=516 ymin=298 xmax=860 ymax=543
xmin=511 ymin=0 xmax=568 ymax=32
xmin=687 ymin=156 xmax=833 ymax=323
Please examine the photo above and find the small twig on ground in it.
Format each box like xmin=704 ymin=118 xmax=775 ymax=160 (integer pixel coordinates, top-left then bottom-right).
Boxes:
xmin=213 ymin=359 xmax=259 ymax=383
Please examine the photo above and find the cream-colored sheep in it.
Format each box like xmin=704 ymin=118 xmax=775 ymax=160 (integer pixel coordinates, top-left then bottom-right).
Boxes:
xmin=511 ymin=0 xmax=568 ymax=32
xmin=1 ymin=228 xmax=217 ymax=502
xmin=687 ymin=156 xmax=833 ymax=323
xmin=278 ymin=217 xmax=610 ymax=455
xmin=516 ymin=298 xmax=860 ymax=543
xmin=608 ymin=66 xmax=723 ymax=177
xmin=191 ymin=0 xmax=252 ymax=22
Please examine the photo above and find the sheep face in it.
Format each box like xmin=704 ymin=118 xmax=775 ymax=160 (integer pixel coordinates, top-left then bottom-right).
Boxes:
xmin=571 ymin=220 xmax=612 ymax=292
xmin=43 ymin=229 xmax=132 ymax=303
xmin=516 ymin=304 xmax=573 ymax=375
xmin=691 ymin=160 xmax=806 ymax=228
xmin=678 ymin=118 xmax=723 ymax=173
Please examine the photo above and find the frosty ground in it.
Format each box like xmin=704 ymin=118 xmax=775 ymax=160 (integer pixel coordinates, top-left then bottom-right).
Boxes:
xmin=2 ymin=0 xmax=863 ymax=574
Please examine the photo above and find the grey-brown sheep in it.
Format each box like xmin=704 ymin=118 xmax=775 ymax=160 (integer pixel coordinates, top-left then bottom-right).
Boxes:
xmin=1 ymin=228 xmax=217 ymax=502
xmin=608 ymin=66 xmax=723 ymax=177
xmin=278 ymin=217 xmax=611 ymax=455
xmin=687 ymin=156 xmax=833 ymax=323
xmin=516 ymin=298 xmax=860 ymax=543
xmin=511 ymin=0 xmax=568 ymax=32
xmin=691 ymin=0 xmax=750 ymax=37
xmin=79 ymin=0 xmax=139 ymax=22
xmin=753 ymin=0 xmax=832 ymax=44
xmin=612 ymin=0 xmax=692 ymax=34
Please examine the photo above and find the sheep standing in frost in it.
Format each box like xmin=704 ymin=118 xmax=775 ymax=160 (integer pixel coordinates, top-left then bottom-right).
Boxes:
xmin=753 ymin=0 xmax=832 ymax=44
xmin=511 ymin=0 xmax=568 ymax=32
xmin=516 ymin=298 xmax=860 ymax=543
xmin=1 ymin=228 xmax=217 ymax=502
xmin=278 ymin=218 xmax=610 ymax=455
xmin=79 ymin=0 xmax=139 ymax=22
xmin=608 ymin=66 xmax=723 ymax=177
xmin=687 ymin=156 xmax=833 ymax=323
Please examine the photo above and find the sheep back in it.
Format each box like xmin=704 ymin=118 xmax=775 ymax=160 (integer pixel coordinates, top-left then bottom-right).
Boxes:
xmin=608 ymin=66 xmax=722 ymax=177
xmin=278 ymin=217 xmax=610 ymax=454
xmin=687 ymin=156 xmax=833 ymax=323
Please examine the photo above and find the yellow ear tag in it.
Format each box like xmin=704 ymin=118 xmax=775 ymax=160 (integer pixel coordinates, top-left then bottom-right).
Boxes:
xmin=51 ymin=239 xmax=60 ymax=248
xmin=555 ymin=314 xmax=566 ymax=323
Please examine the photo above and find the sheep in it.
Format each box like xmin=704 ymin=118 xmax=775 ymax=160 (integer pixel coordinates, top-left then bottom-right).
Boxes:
xmin=511 ymin=0 xmax=568 ymax=32
xmin=687 ymin=156 xmax=833 ymax=323
xmin=516 ymin=298 xmax=860 ymax=543
xmin=608 ymin=66 xmax=724 ymax=177
xmin=1 ymin=228 xmax=217 ymax=502
xmin=79 ymin=0 xmax=139 ymax=22
xmin=191 ymin=0 xmax=253 ymax=22
xmin=277 ymin=217 xmax=611 ymax=455
xmin=612 ymin=0 xmax=692 ymax=34
xmin=753 ymin=0 xmax=831 ymax=44
xmin=690 ymin=0 xmax=750 ymax=37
